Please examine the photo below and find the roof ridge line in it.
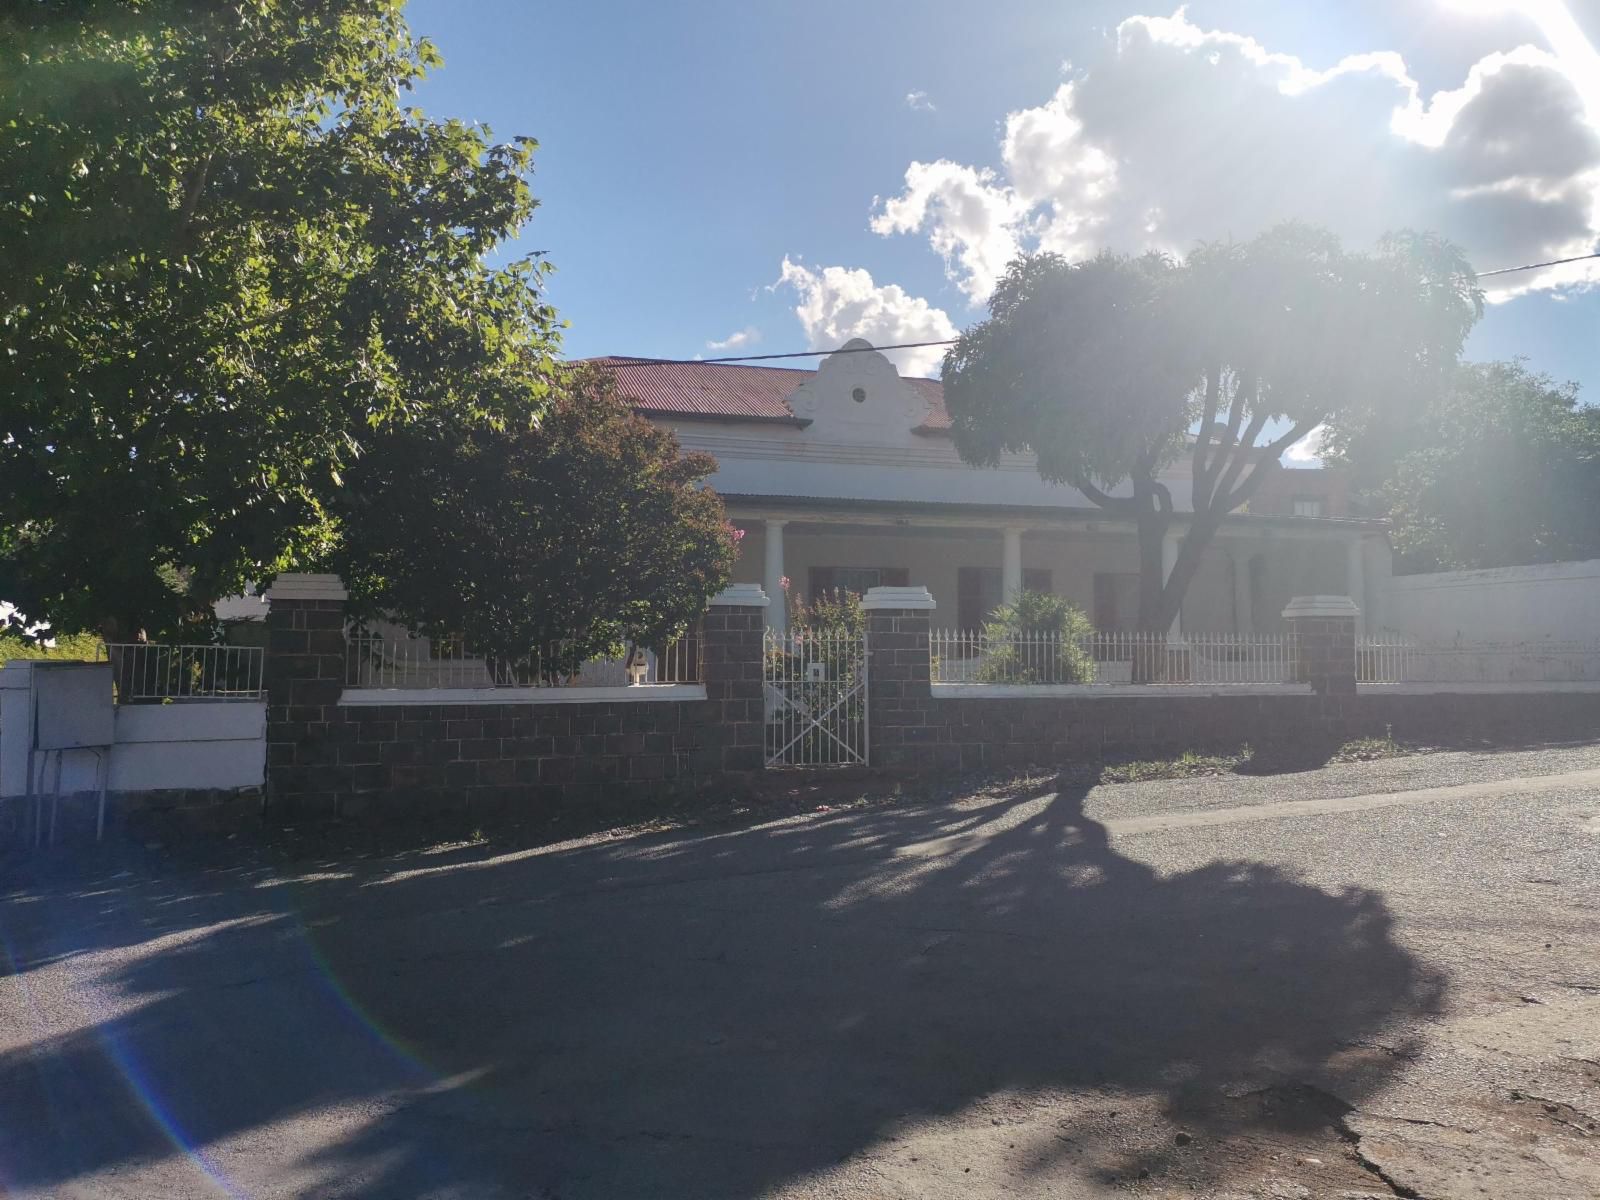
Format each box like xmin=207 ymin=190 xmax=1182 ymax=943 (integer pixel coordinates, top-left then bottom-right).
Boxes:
xmin=584 ymin=354 xmax=943 ymax=383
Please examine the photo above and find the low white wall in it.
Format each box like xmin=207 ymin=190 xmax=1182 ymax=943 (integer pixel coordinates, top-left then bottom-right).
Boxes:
xmin=1385 ymin=559 xmax=1600 ymax=641
xmin=106 ymin=702 xmax=266 ymax=792
xmin=1 ymin=661 xmax=265 ymax=797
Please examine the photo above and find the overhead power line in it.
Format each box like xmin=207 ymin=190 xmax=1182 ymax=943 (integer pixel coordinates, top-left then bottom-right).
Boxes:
xmin=691 ymin=339 xmax=955 ymax=366
xmin=1470 ymin=250 xmax=1600 ymax=278
xmin=616 ymin=249 xmax=1600 ymax=367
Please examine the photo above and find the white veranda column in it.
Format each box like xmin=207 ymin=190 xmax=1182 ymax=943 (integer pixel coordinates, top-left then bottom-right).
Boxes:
xmin=763 ymin=519 xmax=788 ymax=635
xmin=1001 ymin=526 xmax=1024 ymax=605
xmin=1346 ymin=536 xmax=1367 ymax=636
xmin=1162 ymin=530 xmax=1183 ymax=639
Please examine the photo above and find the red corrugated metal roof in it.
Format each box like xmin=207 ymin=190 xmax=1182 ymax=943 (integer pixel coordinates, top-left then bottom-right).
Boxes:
xmin=905 ymin=377 xmax=950 ymax=430
xmin=589 ymin=357 xmax=951 ymax=430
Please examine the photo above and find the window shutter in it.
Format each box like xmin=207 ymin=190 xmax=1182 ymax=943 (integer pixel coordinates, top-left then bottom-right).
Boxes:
xmin=957 ymin=567 xmax=983 ymax=631
xmin=1093 ymin=573 xmax=1117 ymax=631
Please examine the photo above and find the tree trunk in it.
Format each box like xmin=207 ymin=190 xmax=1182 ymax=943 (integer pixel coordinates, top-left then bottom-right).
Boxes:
xmin=1132 ymin=483 xmax=1171 ymax=682
xmin=1135 ymin=507 xmax=1168 ymax=632
xmin=98 ymin=617 xmax=144 ymax=704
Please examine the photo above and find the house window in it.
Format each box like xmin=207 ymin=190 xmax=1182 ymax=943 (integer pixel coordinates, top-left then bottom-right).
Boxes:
xmin=957 ymin=567 xmax=1052 ymax=631
xmin=806 ymin=566 xmax=909 ymax=599
xmin=1292 ymin=496 xmax=1325 ymax=518
xmin=1092 ymin=572 xmax=1140 ymax=632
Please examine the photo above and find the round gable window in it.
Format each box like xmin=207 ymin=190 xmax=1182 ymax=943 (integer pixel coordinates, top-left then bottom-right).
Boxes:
xmin=851 ymin=386 xmax=866 ymax=404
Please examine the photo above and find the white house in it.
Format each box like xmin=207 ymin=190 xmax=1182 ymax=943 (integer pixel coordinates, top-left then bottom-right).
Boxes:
xmin=599 ymin=339 xmax=1388 ymax=635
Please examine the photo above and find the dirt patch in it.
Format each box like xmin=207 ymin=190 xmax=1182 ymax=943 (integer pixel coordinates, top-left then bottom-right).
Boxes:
xmin=1059 ymin=1082 xmax=1409 ymax=1197
xmin=1100 ymin=736 xmax=1418 ymax=784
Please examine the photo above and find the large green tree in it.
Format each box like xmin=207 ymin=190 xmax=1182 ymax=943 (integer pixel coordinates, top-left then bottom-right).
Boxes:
xmin=336 ymin=368 xmax=739 ymax=678
xmin=1326 ymin=361 xmax=1600 ymax=573
xmin=0 ymin=0 xmax=560 ymax=639
xmin=942 ymin=225 xmax=1482 ymax=632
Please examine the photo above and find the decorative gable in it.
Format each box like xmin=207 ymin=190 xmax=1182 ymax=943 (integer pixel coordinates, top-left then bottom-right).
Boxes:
xmin=784 ymin=340 xmax=929 ymax=446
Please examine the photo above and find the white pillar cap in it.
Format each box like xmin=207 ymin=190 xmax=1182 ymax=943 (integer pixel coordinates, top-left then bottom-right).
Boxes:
xmin=709 ymin=583 xmax=771 ymax=608
xmin=862 ymin=586 xmax=936 ymax=611
xmin=266 ymin=573 xmax=349 ymax=602
xmin=1281 ymin=595 xmax=1361 ymax=619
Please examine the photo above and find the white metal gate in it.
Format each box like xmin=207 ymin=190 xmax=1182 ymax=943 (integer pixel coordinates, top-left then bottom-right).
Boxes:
xmin=763 ymin=627 xmax=869 ymax=768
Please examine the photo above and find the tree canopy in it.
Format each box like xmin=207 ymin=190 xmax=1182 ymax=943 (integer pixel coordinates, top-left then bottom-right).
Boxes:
xmin=1326 ymin=361 xmax=1600 ymax=573
xmin=0 ymin=0 xmax=560 ymax=639
xmin=943 ymin=224 xmax=1483 ymax=630
xmin=335 ymin=369 xmax=739 ymax=676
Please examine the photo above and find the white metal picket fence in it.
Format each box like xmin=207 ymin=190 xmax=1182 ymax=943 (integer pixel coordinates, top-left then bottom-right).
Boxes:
xmin=344 ymin=631 xmax=701 ymax=689
xmin=763 ymin=627 xmax=869 ymax=768
xmin=1358 ymin=634 xmax=1600 ymax=685
xmin=930 ymin=630 xmax=1299 ymax=686
xmin=101 ymin=643 xmax=266 ymax=701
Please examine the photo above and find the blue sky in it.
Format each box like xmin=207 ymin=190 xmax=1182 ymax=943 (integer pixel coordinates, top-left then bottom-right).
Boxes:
xmin=404 ymin=0 xmax=1600 ymax=416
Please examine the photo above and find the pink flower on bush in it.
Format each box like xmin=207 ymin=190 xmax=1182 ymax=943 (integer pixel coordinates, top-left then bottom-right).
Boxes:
xmin=779 ymin=575 xmax=791 ymax=591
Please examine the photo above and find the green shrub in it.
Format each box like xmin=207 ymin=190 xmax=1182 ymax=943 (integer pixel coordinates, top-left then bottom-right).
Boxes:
xmin=0 ymin=631 xmax=103 ymax=665
xmin=785 ymin=587 xmax=865 ymax=638
xmin=974 ymin=591 xmax=1096 ymax=684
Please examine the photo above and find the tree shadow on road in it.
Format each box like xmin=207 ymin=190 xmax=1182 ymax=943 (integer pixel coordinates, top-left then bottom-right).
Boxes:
xmin=0 ymin=774 xmax=1444 ymax=1197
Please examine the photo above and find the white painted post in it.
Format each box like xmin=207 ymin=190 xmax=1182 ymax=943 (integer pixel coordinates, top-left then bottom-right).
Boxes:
xmin=1002 ymin=526 xmax=1024 ymax=605
xmin=1162 ymin=530 xmax=1183 ymax=639
xmin=1346 ymin=537 xmax=1367 ymax=637
xmin=763 ymin=519 xmax=788 ymax=635
xmin=0 ymin=661 xmax=37 ymax=800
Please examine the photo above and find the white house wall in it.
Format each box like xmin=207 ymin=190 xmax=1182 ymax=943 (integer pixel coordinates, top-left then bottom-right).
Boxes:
xmin=658 ymin=341 xmax=1199 ymax=511
xmin=729 ymin=523 xmax=1347 ymax=633
xmin=671 ymin=420 xmax=1136 ymax=511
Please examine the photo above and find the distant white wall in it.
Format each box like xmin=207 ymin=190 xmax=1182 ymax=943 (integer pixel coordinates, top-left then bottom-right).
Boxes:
xmin=1385 ymin=559 xmax=1600 ymax=641
xmin=0 ymin=661 xmax=264 ymax=797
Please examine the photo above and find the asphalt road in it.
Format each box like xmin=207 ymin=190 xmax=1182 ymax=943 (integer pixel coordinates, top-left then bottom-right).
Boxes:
xmin=3 ymin=744 xmax=1599 ymax=1198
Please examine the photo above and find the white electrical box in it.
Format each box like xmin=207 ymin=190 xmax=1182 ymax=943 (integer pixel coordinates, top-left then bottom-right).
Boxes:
xmin=32 ymin=662 xmax=115 ymax=750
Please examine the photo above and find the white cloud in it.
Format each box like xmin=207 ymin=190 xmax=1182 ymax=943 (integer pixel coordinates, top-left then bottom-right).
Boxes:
xmin=774 ymin=257 xmax=956 ymax=376
xmin=869 ymin=161 xmax=1026 ymax=303
xmin=706 ymin=326 xmax=760 ymax=353
xmin=872 ymin=6 xmax=1600 ymax=301
xmin=905 ymin=89 xmax=936 ymax=112
xmin=1283 ymin=423 xmax=1327 ymax=464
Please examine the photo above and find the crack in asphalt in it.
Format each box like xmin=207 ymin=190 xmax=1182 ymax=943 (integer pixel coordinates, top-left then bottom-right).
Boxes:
xmin=1517 ymin=1093 xmax=1599 ymax=1133
xmin=1246 ymin=1081 xmax=1432 ymax=1200
xmin=1339 ymin=1039 xmax=1422 ymax=1061
xmin=1327 ymin=1108 xmax=1426 ymax=1200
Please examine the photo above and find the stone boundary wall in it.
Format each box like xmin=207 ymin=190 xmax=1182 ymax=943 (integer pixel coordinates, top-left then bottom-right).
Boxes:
xmin=259 ymin=577 xmax=1600 ymax=824
xmin=298 ymin=698 xmax=727 ymax=823
xmin=883 ymin=690 xmax=1600 ymax=774
xmin=866 ymin=598 xmax=1600 ymax=773
xmin=265 ymin=577 xmax=767 ymax=822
